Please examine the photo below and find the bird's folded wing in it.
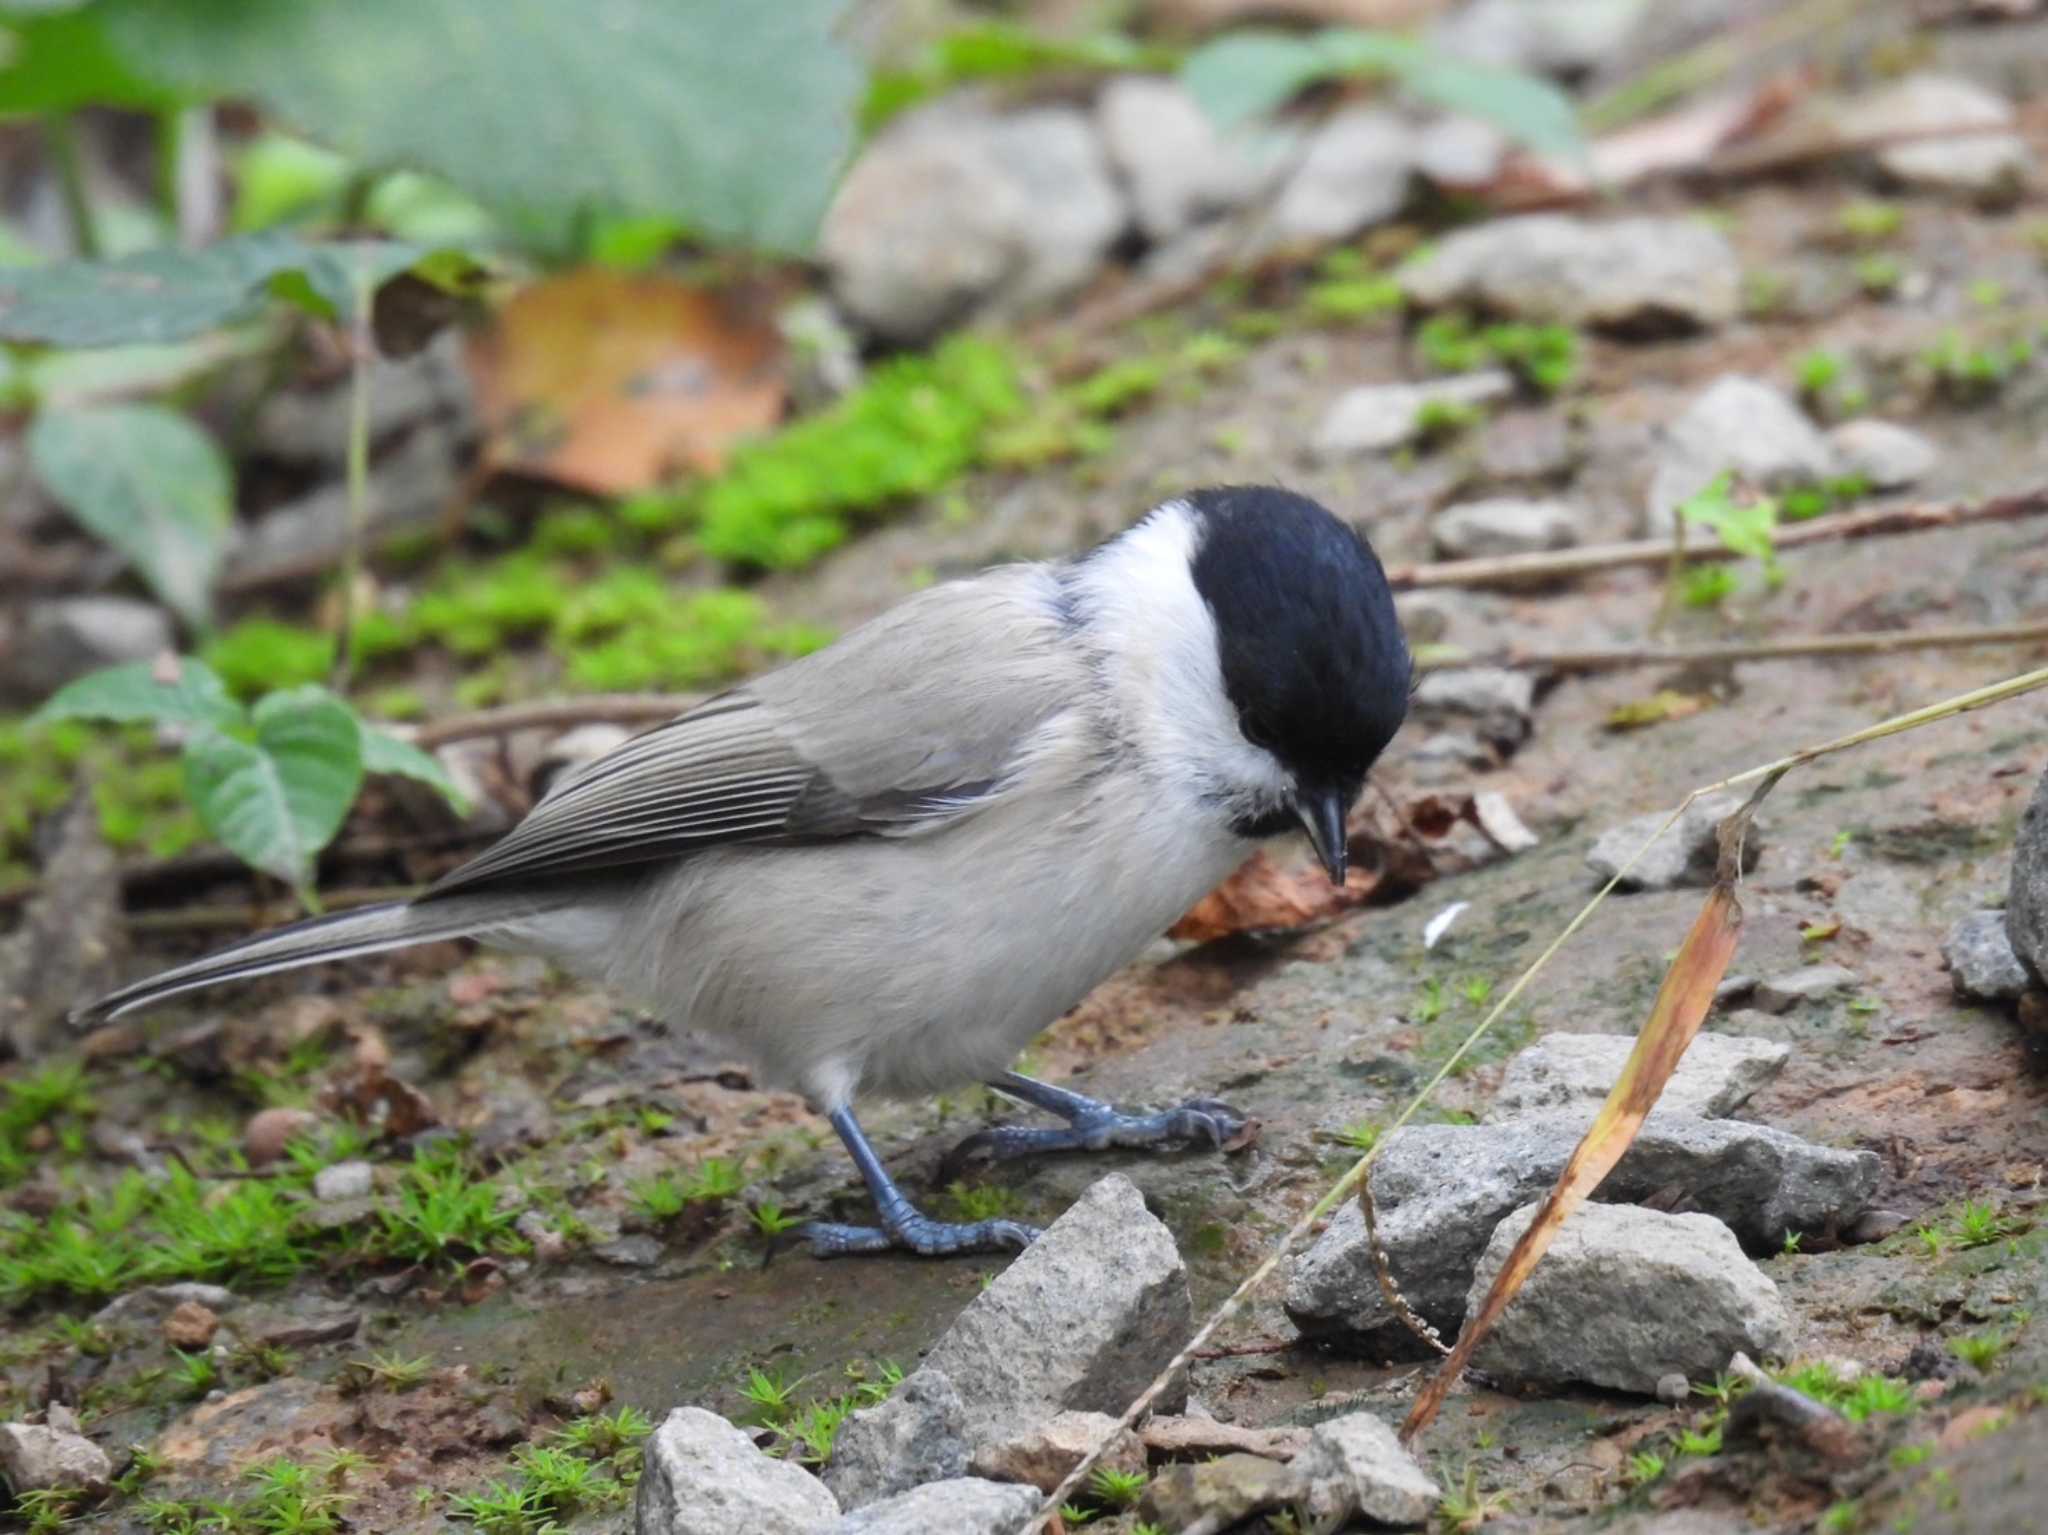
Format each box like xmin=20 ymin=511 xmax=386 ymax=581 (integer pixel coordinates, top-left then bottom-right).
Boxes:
xmin=421 ymin=570 xmax=1078 ymax=900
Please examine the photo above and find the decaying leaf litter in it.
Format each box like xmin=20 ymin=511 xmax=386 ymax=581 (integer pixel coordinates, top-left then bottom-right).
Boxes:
xmin=5 ymin=2 xmax=2048 ymax=1533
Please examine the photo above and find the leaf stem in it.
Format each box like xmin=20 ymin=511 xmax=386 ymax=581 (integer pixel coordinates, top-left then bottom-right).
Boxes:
xmin=331 ymin=265 xmax=375 ymax=695
xmin=44 ymin=113 xmax=101 ymax=259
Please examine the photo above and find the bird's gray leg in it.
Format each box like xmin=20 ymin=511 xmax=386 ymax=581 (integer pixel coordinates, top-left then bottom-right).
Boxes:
xmin=804 ymin=1105 xmax=1042 ymax=1259
xmin=939 ymin=1070 xmax=1250 ymax=1179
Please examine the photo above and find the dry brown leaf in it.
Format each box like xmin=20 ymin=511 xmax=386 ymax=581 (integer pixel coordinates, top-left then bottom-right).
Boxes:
xmin=1168 ymin=849 xmax=1377 ymax=942
xmin=466 ymin=268 xmax=785 ymax=496
xmin=1401 ymin=795 xmax=1752 ymax=1442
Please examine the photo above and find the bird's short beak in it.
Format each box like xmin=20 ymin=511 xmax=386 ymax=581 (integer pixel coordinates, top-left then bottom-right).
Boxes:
xmin=1293 ymin=787 xmax=1349 ymax=887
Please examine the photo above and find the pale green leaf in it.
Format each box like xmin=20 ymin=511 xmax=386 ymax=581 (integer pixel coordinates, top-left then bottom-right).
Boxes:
xmin=28 ymin=405 xmax=233 ymax=630
xmin=182 ymin=687 xmax=363 ymax=894
xmin=0 ymin=232 xmax=308 ymax=347
xmin=1181 ymin=30 xmax=1329 ymax=129
xmin=1398 ymin=53 xmax=1585 ymax=162
xmin=32 ymin=657 xmax=243 ymax=731
xmin=359 ymin=725 xmax=469 ymax=813
xmin=101 ymin=0 xmax=864 ymax=253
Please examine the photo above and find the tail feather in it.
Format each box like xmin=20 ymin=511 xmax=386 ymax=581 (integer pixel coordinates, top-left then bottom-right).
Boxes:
xmin=76 ymin=895 xmax=539 ymax=1025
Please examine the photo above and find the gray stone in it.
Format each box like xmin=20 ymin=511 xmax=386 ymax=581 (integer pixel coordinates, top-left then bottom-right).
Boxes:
xmin=0 ymin=793 xmax=124 ymax=1058
xmin=1753 ymin=965 xmax=1856 ymax=1013
xmin=1 ymin=596 xmax=174 ymax=701
xmin=1646 ymin=375 xmax=1836 ymax=535
xmin=968 ymin=1410 xmax=1144 ymax=1495
xmin=89 ymin=1282 xmax=240 ymax=1330
xmin=1432 ymin=497 xmax=1583 ymax=560
xmin=1827 ymin=419 xmax=1938 ymax=491
xmin=1298 ymin=1411 xmax=1438 ymax=1527
xmin=1252 ymin=106 xmax=1413 ymax=252
xmin=251 ymin=330 xmax=475 ymax=468
xmin=1942 ymin=911 xmax=2032 ymax=1001
xmin=1413 ymin=115 xmax=1508 ymax=190
xmin=1490 ymin=1031 xmax=1788 ymax=1121
xmin=1468 ymin=1202 xmax=1792 ymax=1394
xmin=1095 ymin=75 xmax=1290 ymax=243
xmin=592 ymin=1234 xmax=665 ymax=1269
xmin=1401 ymin=214 xmax=1740 ymax=332
xmin=228 ymin=1300 xmax=360 ymax=1349
xmin=1310 ymin=370 xmax=1515 ymax=460
xmin=1834 ymin=75 xmax=2032 ymax=204
xmin=1656 ymin=1372 xmax=1692 ymax=1405
xmin=1410 ymin=667 xmax=1535 ymax=755
xmin=822 ymin=98 xmax=1125 ymax=344
xmin=1585 ymin=790 xmax=1761 ymax=891
xmin=1285 ymin=1115 xmax=1878 ymax=1352
xmin=920 ymin=1174 xmax=1189 ymax=1448
xmin=636 ymin=1407 xmax=838 ymax=1535
xmin=0 ymin=1422 xmax=113 ymax=1496
xmin=227 ymin=423 xmax=464 ymax=586
xmin=1140 ymin=1453 xmax=1304 ymax=1532
xmin=824 ymin=1368 xmax=969 ymax=1511
xmin=833 ymin=1477 xmax=1039 ymax=1535
xmin=313 ymin=1161 xmax=374 ymax=1201
xmin=2012 ymin=767 xmax=2048 ymax=985
xmin=1432 ymin=0 xmax=1652 ymax=76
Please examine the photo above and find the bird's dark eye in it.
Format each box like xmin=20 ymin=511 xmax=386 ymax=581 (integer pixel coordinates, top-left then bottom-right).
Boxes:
xmin=1240 ymin=715 xmax=1277 ymax=752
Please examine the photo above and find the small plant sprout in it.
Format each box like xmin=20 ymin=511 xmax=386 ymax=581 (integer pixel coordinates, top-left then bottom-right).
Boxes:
xmin=1413 ymin=978 xmax=1447 ymax=1023
xmin=354 ymin=1350 xmax=433 ymax=1389
xmin=1854 ymin=253 xmax=1902 ymax=297
xmin=1059 ymin=1505 xmax=1099 ymax=1527
xmin=1950 ymin=1330 xmax=2008 ymax=1371
xmin=683 ymin=1157 xmax=746 ymax=1203
xmin=945 ymin=1181 xmax=1025 ymax=1223
xmin=1459 ymin=975 xmax=1494 ymax=1007
xmin=1675 ymin=1424 xmax=1722 ymax=1457
xmin=1437 ymin=1463 xmax=1510 ymax=1532
xmin=1627 ymin=1450 xmax=1666 ymax=1484
xmin=1333 ymin=1118 xmax=1381 ymax=1151
xmin=631 ymin=1175 xmax=686 ymax=1222
xmin=740 ymin=1365 xmax=800 ymax=1426
xmin=1088 ymin=1465 xmax=1149 ymax=1509
xmin=750 ymin=1201 xmax=801 ymax=1237
xmin=1412 ymin=397 xmax=1483 ymax=448
xmin=170 ymin=1349 xmax=218 ymax=1399
xmin=1782 ymin=1229 xmax=1803 ymax=1254
xmin=1837 ymin=199 xmax=1903 ymax=244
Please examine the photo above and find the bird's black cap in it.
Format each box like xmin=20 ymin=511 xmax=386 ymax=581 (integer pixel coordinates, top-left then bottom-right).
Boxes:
xmin=1184 ymin=485 xmax=1411 ymax=832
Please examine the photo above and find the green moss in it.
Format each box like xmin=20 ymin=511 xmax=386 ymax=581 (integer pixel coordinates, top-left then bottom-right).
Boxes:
xmin=531 ymin=504 xmax=621 ymax=557
xmin=202 ymin=618 xmax=338 ymax=698
xmin=1417 ymin=312 xmax=1580 ymax=395
xmin=410 ymin=552 xmax=568 ymax=654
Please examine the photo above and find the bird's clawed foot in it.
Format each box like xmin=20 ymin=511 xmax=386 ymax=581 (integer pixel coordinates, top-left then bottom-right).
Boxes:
xmin=940 ymin=1072 xmax=1254 ymax=1181
xmin=802 ymin=1209 xmax=1041 ymax=1259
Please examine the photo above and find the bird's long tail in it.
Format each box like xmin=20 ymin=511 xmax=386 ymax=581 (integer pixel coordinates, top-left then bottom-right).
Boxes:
xmin=75 ymin=892 xmax=554 ymax=1025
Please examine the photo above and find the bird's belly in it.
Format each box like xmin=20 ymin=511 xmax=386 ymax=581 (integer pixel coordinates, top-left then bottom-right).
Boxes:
xmin=603 ymin=800 xmax=1253 ymax=1107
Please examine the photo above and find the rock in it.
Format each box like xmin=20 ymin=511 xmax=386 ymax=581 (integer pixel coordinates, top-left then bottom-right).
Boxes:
xmin=1252 ymin=106 xmax=1414 ymax=250
xmin=834 ymin=1477 xmax=1040 ymax=1534
xmin=825 ymin=1368 xmax=969 ymax=1511
xmin=229 ymin=1300 xmax=360 ymax=1349
xmin=1095 ymin=75 xmax=1288 ymax=242
xmin=155 ymin=1376 xmax=352 ymax=1479
xmin=822 ymin=98 xmax=1125 ymax=344
xmin=1298 ymin=1411 xmax=1438 ymax=1527
xmin=1431 ymin=497 xmax=1583 ymax=560
xmin=1656 ymin=1372 xmax=1691 ymax=1405
xmin=0 ymin=596 xmax=174 ymax=702
xmin=1490 ymin=1031 xmax=1788 ymax=1121
xmin=1413 ymin=114 xmax=1508 ymax=190
xmin=635 ymin=1406 xmax=838 ymax=1535
xmin=1585 ymin=790 xmax=1760 ymax=891
xmin=1139 ymin=1417 xmax=1309 ymax=1461
xmin=1942 ymin=911 xmax=2032 ymax=1001
xmin=2011 ymin=768 xmax=2048 ymax=985
xmin=163 ymin=1300 xmax=221 ymax=1350
xmin=1310 ymin=370 xmax=1514 ymax=459
xmin=918 ymin=1173 xmax=1190 ymax=1448
xmin=1432 ymin=0 xmax=1653 ymax=77
xmin=591 ymin=1234 xmax=664 ymax=1269
xmin=244 ymin=1108 xmax=322 ymax=1167
xmin=250 ymin=330 xmax=475 ymax=468
xmin=312 ymin=1161 xmax=374 ymax=1202
xmin=1753 ymin=965 xmax=1856 ymax=1013
xmin=1468 ymin=1202 xmax=1792 ymax=1393
xmin=1827 ymin=419 xmax=1938 ymax=490
xmin=1401 ymin=214 xmax=1740 ymax=332
xmin=1410 ymin=667 xmax=1535 ymax=755
xmin=1834 ymin=75 xmax=2032 ymax=205
xmin=0 ymin=1422 xmax=113 ymax=1496
xmin=1140 ymin=1453 xmax=1304 ymax=1531
xmin=90 ymin=1282 xmax=239 ymax=1330
xmin=968 ymin=1410 xmax=1143 ymax=1495
xmin=1286 ymin=1115 xmax=1879 ymax=1352
xmin=1646 ymin=375 xmax=1836 ymax=535
xmin=0 ymin=793 xmax=125 ymax=1058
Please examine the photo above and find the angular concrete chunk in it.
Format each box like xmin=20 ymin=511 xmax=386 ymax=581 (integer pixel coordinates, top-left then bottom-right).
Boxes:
xmin=1300 ymin=1411 xmax=1438 ymax=1527
xmin=1490 ymin=1032 xmax=1789 ymax=1122
xmin=1586 ymin=790 xmax=1761 ymax=891
xmin=969 ymin=1410 xmax=1145 ymax=1494
xmin=921 ymin=1173 xmax=1190 ymax=1449
xmin=1469 ymin=1202 xmax=1792 ymax=1394
xmin=1942 ymin=911 xmax=2032 ymax=1001
xmin=834 ymin=1476 xmax=1040 ymax=1534
xmin=824 ymin=1369 xmax=968 ymax=1512
xmin=635 ymin=1407 xmax=838 ymax=1535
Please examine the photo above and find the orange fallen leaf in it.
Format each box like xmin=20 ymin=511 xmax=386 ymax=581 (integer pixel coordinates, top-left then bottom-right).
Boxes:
xmin=1168 ymin=849 xmax=1377 ymax=943
xmin=467 ymin=267 xmax=785 ymax=496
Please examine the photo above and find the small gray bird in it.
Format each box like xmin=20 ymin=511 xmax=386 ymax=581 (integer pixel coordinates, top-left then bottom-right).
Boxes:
xmin=81 ymin=486 xmax=1410 ymax=1257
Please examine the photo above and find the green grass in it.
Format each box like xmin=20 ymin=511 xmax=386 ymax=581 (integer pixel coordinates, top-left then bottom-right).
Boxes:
xmin=1088 ymin=1465 xmax=1148 ymax=1509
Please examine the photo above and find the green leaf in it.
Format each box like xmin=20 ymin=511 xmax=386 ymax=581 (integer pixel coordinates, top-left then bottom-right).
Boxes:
xmin=182 ymin=687 xmax=363 ymax=895
xmin=359 ymin=725 xmax=469 ymax=813
xmin=32 ymin=657 xmax=243 ymax=731
xmin=1181 ymin=30 xmax=1329 ymax=128
xmin=28 ymin=404 xmax=233 ymax=630
xmin=1398 ymin=53 xmax=1584 ymax=161
xmin=265 ymin=239 xmax=431 ymax=325
xmin=0 ymin=6 xmax=180 ymax=115
xmin=0 ymin=232 xmax=308 ymax=347
xmin=100 ymin=0 xmax=864 ymax=253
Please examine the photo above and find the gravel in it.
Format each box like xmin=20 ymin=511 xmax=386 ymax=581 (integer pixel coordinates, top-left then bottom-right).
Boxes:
xmin=1753 ymin=965 xmax=1856 ymax=1012
xmin=1942 ymin=911 xmax=2033 ymax=1001
xmin=1585 ymin=790 xmax=1761 ymax=890
xmin=1298 ymin=1411 xmax=1439 ymax=1527
xmin=1095 ymin=75 xmax=1288 ymax=243
xmin=1410 ymin=667 xmax=1537 ymax=755
xmin=635 ymin=1407 xmax=838 ymax=1535
xmin=1646 ymin=375 xmax=1837 ymax=535
xmin=1310 ymin=371 xmax=1515 ymax=459
xmin=312 ymin=1161 xmax=374 ymax=1201
xmin=1827 ymin=419 xmax=1939 ymax=489
xmin=1252 ymin=106 xmax=1414 ymax=251
xmin=1489 ymin=1031 xmax=1789 ymax=1121
xmin=0 ymin=596 xmax=174 ymax=702
xmin=0 ymin=1422 xmax=113 ymax=1496
xmin=1431 ymin=497 xmax=1584 ymax=560
xmin=1468 ymin=1202 xmax=1792 ymax=1394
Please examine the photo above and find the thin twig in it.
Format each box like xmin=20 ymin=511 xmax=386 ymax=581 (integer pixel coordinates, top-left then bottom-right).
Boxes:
xmin=1027 ymin=661 xmax=2048 ymax=1528
xmin=1383 ymin=488 xmax=2048 ymax=591
xmin=1428 ymin=620 xmax=2048 ymax=675
xmin=331 ymin=265 xmax=376 ymax=694
xmin=43 ymin=113 xmax=100 ymax=259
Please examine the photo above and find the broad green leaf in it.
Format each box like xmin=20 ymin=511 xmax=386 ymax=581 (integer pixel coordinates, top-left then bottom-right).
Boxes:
xmin=182 ymin=687 xmax=363 ymax=895
xmin=28 ymin=405 xmax=233 ymax=630
xmin=1181 ymin=30 xmax=1329 ymax=129
xmin=32 ymin=657 xmax=243 ymax=731
xmin=101 ymin=0 xmax=864 ymax=254
xmin=1399 ymin=53 xmax=1585 ymax=162
xmin=359 ymin=724 xmax=469 ymax=813
xmin=0 ymin=6 xmax=179 ymax=115
xmin=229 ymin=132 xmax=354 ymax=233
xmin=0 ymin=232 xmax=308 ymax=347
xmin=266 ymin=239 xmax=430 ymax=326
